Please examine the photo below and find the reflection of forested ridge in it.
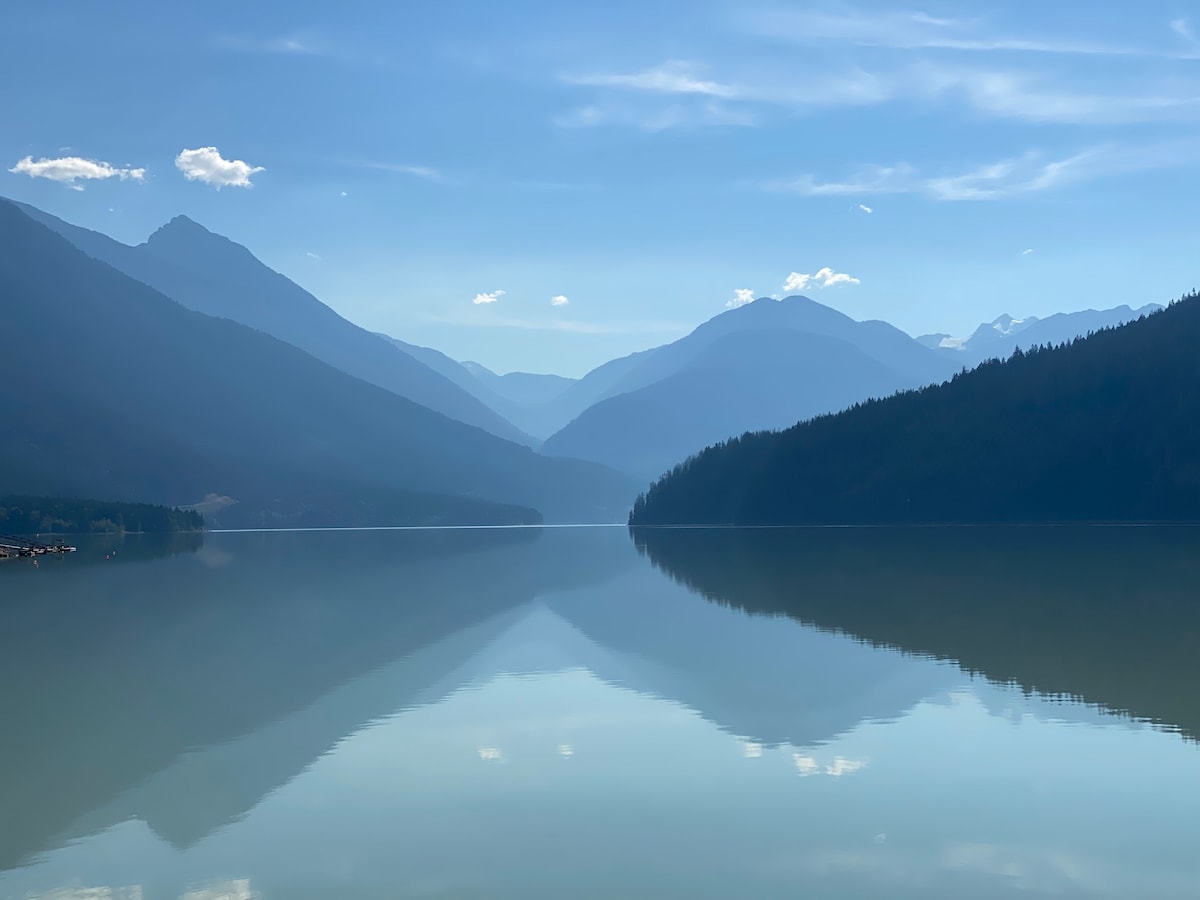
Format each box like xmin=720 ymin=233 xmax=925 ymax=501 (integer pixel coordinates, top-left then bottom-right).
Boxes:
xmin=631 ymin=295 xmax=1200 ymax=525
xmin=634 ymin=526 xmax=1200 ymax=739
xmin=0 ymin=527 xmax=634 ymax=870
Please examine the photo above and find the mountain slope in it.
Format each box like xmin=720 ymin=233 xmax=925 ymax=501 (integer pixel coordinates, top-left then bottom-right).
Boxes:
xmin=544 ymin=296 xmax=958 ymax=479
xmin=0 ymin=200 xmax=636 ymax=524
xmin=544 ymin=329 xmax=915 ymax=479
xmin=13 ymin=201 xmax=532 ymax=445
xmin=459 ymin=362 xmax=576 ymax=405
xmin=630 ymin=297 xmax=1191 ymax=525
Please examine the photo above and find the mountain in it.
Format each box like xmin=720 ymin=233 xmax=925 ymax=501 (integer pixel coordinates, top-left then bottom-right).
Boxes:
xmin=543 ymin=296 xmax=959 ymax=479
xmin=0 ymin=200 xmax=637 ymax=525
xmin=919 ymin=304 xmax=1162 ymax=366
xmin=377 ymin=336 xmax=576 ymax=440
xmin=629 ymin=295 xmax=1191 ymax=525
xmin=459 ymin=362 xmax=576 ymax=405
xmin=12 ymin=202 xmax=532 ymax=446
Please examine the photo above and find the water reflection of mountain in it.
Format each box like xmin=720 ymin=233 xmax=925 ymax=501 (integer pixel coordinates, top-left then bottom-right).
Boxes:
xmin=0 ymin=527 xmax=635 ymax=870
xmin=543 ymin=567 xmax=962 ymax=748
xmin=633 ymin=525 xmax=1200 ymax=739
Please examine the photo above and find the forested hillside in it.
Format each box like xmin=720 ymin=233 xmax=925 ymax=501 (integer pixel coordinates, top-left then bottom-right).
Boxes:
xmin=631 ymin=296 xmax=1196 ymax=525
xmin=0 ymin=497 xmax=202 ymax=534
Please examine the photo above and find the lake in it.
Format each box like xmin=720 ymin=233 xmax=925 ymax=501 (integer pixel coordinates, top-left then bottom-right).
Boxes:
xmin=2 ymin=524 xmax=1199 ymax=899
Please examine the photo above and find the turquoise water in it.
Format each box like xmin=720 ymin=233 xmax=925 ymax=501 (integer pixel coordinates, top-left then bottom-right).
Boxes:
xmin=2 ymin=526 xmax=1198 ymax=899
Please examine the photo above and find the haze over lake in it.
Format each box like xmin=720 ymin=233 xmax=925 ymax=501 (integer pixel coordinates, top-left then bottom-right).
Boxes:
xmin=3 ymin=525 xmax=1199 ymax=899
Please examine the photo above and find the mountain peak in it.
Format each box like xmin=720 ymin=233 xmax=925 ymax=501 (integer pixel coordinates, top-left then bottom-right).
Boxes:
xmin=143 ymin=215 xmax=258 ymax=267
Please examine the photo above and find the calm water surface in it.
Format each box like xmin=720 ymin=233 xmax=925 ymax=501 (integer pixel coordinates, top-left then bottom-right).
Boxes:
xmin=2 ymin=525 xmax=1199 ymax=899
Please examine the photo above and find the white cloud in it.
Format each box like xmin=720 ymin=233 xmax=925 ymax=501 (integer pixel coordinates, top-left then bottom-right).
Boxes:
xmin=473 ymin=289 xmax=506 ymax=305
xmin=939 ymin=336 xmax=968 ymax=349
xmin=793 ymin=754 xmax=820 ymax=776
xmin=726 ymin=288 xmax=756 ymax=308
xmin=825 ymin=756 xmax=868 ymax=777
xmin=783 ymin=268 xmax=860 ymax=292
xmin=857 ymin=203 xmax=873 ymax=213
xmin=339 ymin=190 xmax=348 ymax=197
xmin=9 ymin=155 xmax=145 ymax=185
xmin=306 ymin=251 xmax=321 ymax=261
xmin=1022 ymin=248 xmax=1035 ymax=255
xmin=175 ymin=147 xmax=264 ymax=188
xmin=564 ymin=61 xmax=737 ymax=97
xmin=550 ymin=294 xmax=570 ymax=306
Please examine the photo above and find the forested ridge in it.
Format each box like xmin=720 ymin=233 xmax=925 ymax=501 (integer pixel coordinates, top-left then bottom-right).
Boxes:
xmin=0 ymin=496 xmax=202 ymax=534
xmin=630 ymin=292 xmax=1200 ymax=525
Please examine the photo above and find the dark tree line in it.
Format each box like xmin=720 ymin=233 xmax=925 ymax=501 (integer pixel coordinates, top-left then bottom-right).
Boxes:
xmin=0 ymin=496 xmax=203 ymax=535
xmin=631 ymin=292 xmax=1200 ymax=525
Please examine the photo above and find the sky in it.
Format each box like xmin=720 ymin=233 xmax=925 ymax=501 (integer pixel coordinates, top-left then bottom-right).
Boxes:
xmin=5 ymin=0 xmax=1200 ymax=377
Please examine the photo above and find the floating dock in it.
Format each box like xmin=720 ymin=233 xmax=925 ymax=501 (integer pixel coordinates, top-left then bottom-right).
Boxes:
xmin=0 ymin=534 xmax=77 ymax=560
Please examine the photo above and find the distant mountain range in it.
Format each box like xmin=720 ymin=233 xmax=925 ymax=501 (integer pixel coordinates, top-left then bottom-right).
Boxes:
xmin=917 ymin=304 xmax=1161 ymax=367
xmin=0 ymin=199 xmax=636 ymax=525
xmin=541 ymin=295 xmax=960 ymax=479
xmin=15 ymin=202 xmax=533 ymax=446
xmin=378 ymin=335 xmax=577 ymax=441
xmin=630 ymin=294 xmax=1199 ymax=525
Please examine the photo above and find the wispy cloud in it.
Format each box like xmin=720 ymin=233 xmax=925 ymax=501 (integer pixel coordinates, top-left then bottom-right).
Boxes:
xmin=306 ymin=251 xmax=321 ymax=261
xmin=214 ymin=33 xmax=330 ymax=56
xmin=726 ymin=288 xmax=756 ymax=308
xmin=925 ymin=151 xmax=1094 ymax=200
xmin=857 ymin=203 xmax=873 ymax=213
xmin=784 ymin=269 xmax=860 ymax=291
xmin=563 ymin=61 xmax=737 ymax=97
xmin=175 ymin=147 xmax=264 ymax=188
xmin=550 ymin=294 xmax=570 ymax=306
xmin=359 ymin=161 xmax=445 ymax=181
xmin=1021 ymin=248 xmax=1035 ymax=255
xmin=739 ymin=8 xmax=1139 ymax=56
xmin=554 ymin=101 xmax=755 ymax=131
xmin=473 ymin=289 xmax=506 ymax=305
xmin=932 ymin=67 xmax=1200 ymax=125
xmin=766 ymin=142 xmax=1200 ymax=202
xmin=10 ymin=155 xmax=145 ymax=186
xmin=766 ymin=164 xmax=915 ymax=197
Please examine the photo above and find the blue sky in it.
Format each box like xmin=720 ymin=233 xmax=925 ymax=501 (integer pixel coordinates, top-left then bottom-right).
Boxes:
xmin=5 ymin=1 xmax=1200 ymax=376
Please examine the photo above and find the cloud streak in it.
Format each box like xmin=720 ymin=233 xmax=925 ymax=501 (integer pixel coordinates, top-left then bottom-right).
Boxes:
xmin=175 ymin=147 xmax=264 ymax=188
xmin=9 ymin=155 xmax=145 ymax=185
xmin=765 ymin=141 xmax=1200 ymax=202
xmin=739 ymin=8 xmax=1139 ymax=56
xmin=564 ymin=61 xmax=737 ymax=97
